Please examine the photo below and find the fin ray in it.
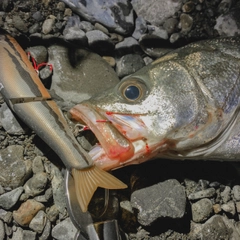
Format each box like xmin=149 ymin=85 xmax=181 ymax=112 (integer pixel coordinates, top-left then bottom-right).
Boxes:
xmin=72 ymin=165 xmax=127 ymax=212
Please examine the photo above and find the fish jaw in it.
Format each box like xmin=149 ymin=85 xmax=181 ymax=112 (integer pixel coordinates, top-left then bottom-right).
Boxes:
xmin=69 ymin=103 xmax=166 ymax=170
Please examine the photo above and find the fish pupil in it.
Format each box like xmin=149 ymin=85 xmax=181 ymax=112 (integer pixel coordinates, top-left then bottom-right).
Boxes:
xmin=124 ymin=85 xmax=140 ymax=100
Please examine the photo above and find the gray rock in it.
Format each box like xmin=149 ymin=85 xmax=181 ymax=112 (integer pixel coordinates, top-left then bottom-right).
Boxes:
xmin=0 ymin=103 xmax=26 ymax=135
xmin=116 ymin=54 xmax=145 ymax=78
xmin=232 ymin=185 xmax=240 ymax=201
xmin=50 ymin=165 xmax=66 ymax=213
xmin=0 ymin=145 xmax=32 ymax=188
xmin=42 ymin=17 xmax=56 ymax=34
xmin=0 ymin=209 xmax=12 ymax=224
xmin=48 ymin=45 xmax=119 ymax=109
xmin=221 ymin=186 xmax=231 ymax=203
xmin=32 ymin=156 xmax=45 ymax=174
xmin=163 ymin=18 xmax=179 ymax=35
xmin=63 ymin=15 xmax=87 ymax=44
xmin=188 ymin=188 xmax=216 ymax=200
xmin=0 ymin=185 xmax=4 ymax=195
xmin=26 ymin=46 xmax=48 ymax=65
xmin=51 ymin=217 xmax=78 ymax=240
xmin=132 ymin=0 xmax=182 ymax=26
xmin=147 ymin=25 xmax=168 ymax=40
xmin=40 ymin=219 xmax=51 ymax=240
xmin=0 ymin=219 xmax=4 ymax=240
xmin=44 ymin=188 xmax=53 ymax=201
xmin=115 ymin=37 xmax=140 ymax=55
xmin=12 ymin=15 xmax=28 ymax=33
xmin=32 ymin=11 xmax=44 ymax=21
xmin=61 ymin=0 xmax=134 ymax=35
xmin=79 ymin=21 xmax=94 ymax=32
xmin=0 ymin=187 xmax=23 ymax=210
xmin=221 ymin=201 xmax=236 ymax=216
xmin=86 ymin=30 xmax=114 ymax=54
xmin=11 ymin=227 xmax=24 ymax=240
xmin=29 ymin=210 xmax=47 ymax=233
xmin=132 ymin=17 xmax=147 ymax=40
xmin=131 ymin=179 xmax=186 ymax=226
xmin=191 ymin=215 xmax=240 ymax=240
xmin=191 ymin=198 xmax=213 ymax=223
xmin=180 ymin=13 xmax=193 ymax=33
xmin=24 ymin=172 xmax=48 ymax=197
xmin=214 ymin=8 xmax=240 ymax=36
xmin=23 ymin=230 xmax=37 ymax=240
xmin=46 ymin=205 xmax=59 ymax=222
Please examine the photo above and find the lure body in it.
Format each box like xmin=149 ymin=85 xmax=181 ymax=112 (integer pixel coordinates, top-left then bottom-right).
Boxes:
xmin=0 ymin=32 xmax=126 ymax=212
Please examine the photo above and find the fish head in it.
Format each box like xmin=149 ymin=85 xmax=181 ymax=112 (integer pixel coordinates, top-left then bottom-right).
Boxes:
xmin=69 ymin=54 xmax=205 ymax=170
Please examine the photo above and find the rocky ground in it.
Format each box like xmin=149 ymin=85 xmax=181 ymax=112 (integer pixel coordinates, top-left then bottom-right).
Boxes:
xmin=1 ymin=0 xmax=240 ymax=239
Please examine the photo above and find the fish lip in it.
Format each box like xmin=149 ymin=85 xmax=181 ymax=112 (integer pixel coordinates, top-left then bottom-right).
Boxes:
xmin=69 ymin=103 xmax=135 ymax=165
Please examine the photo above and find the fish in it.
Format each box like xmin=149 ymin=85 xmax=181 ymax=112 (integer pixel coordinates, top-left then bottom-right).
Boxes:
xmin=0 ymin=30 xmax=127 ymax=212
xmin=69 ymin=37 xmax=240 ymax=172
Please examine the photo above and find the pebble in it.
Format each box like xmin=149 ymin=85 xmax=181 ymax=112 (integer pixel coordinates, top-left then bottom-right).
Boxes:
xmin=180 ymin=13 xmax=193 ymax=33
xmin=102 ymin=56 xmax=116 ymax=67
xmin=147 ymin=25 xmax=168 ymax=40
xmin=42 ymin=17 xmax=55 ymax=34
xmin=0 ymin=209 xmax=12 ymax=224
xmin=182 ymin=1 xmax=195 ymax=13
xmin=213 ymin=203 xmax=222 ymax=214
xmin=26 ymin=46 xmax=48 ymax=65
xmin=13 ymin=199 xmax=45 ymax=227
xmin=115 ymin=37 xmax=140 ymax=55
xmin=79 ymin=21 xmax=94 ymax=32
xmin=46 ymin=205 xmax=59 ymax=222
xmin=221 ymin=201 xmax=236 ymax=216
xmin=132 ymin=17 xmax=147 ymax=40
xmin=48 ymin=45 xmax=119 ymax=109
xmin=0 ymin=145 xmax=32 ymax=188
xmin=61 ymin=0 xmax=134 ymax=35
xmin=12 ymin=15 xmax=28 ymax=33
xmin=131 ymin=179 xmax=186 ymax=226
xmin=24 ymin=172 xmax=48 ymax=197
xmin=116 ymin=54 xmax=145 ymax=78
xmin=214 ymin=8 xmax=240 ymax=36
xmin=29 ymin=210 xmax=47 ymax=233
xmin=0 ymin=187 xmax=23 ymax=210
xmin=191 ymin=198 xmax=213 ymax=223
xmin=232 ymin=185 xmax=240 ymax=201
xmin=40 ymin=219 xmax=51 ymax=240
xmin=0 ymin=103 xmax=26 ymax=135
xmin=220 ymin=186 xmax=231 ymax=203
xmin=188 ymin=188 xmax=216 ymax=200
xmin=32 ymin=156 xmax=45 ymax=174
xmin=132 ymin=0 xmax=182 ymax=26
xmin=0 ymin=220 xmax=4 ymax=240
xmin=163 ymin=18 xmax=179 ymax=34
xmin=51 ymin=217 xmax=78 ymax=240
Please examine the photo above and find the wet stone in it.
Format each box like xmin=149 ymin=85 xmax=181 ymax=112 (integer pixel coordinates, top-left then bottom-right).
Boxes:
xmin=188 ymin=187 xmax=216 ymax=200
xmin=115 ymin=37 xmax=140 ymax=55
xmin=29 ymin=210 xmax=47 ymax=234
xmin=0 ymin=103 xmax=26 ymax=135
xmin=116 ymin=54 xmax=145 ymax=78
xmin=191 ymin=198 xmax=213 ymax=223
xmin=131 ymin=179 xmax=186 ymax=226
xmin=0 ymin=187 xmax=23 ymax=210
xmin=61 ymin=0 xmax=134 ymax=35
xmin=180 ymin=13 xmax=193 ymax=33
xmin=132 ymin=17 xmax=147 ymax=40
xmin=51 ymin=217 xmax=78 ymax=240
xmin=24 ymin=172 xmax=48 ymax=197
xmin=0 ymin=145 xmax=31 ymax=188
xmin=13 ymin=199 xmax=45 ymax=227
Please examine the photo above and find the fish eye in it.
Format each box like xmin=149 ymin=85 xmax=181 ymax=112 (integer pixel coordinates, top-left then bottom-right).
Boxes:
xmin=119 ymin=78 xmax=147 ymax=102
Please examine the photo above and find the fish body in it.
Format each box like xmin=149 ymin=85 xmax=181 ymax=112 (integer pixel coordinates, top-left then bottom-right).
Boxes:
xmin=70 ymin=37 xmax=240 ymax=171
xmin=0 ymin=31 xmax=126 ymax=212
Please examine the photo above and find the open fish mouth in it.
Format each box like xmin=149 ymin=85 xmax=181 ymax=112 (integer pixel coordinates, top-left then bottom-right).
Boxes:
xmin=69 ymin=103 xmax=160 ymax=170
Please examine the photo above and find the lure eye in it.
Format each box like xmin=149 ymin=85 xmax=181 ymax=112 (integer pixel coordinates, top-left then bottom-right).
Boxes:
xmin=119 ymin=78 xmax=147 ymax=102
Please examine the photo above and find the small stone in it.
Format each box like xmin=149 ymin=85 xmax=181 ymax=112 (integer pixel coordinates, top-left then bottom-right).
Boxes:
xmin=236 ymin=201 xmax=240 ymax=213
xmin=116 ymin=54 xmax=145 ymax=78
xmin=0 ymin=209 xmax=12 ymax=224
xmin=32 ymin=156 xmax=45 ymax=174
xmin=131 ymin=179 xmax=186 ymax=226
xmin=23 ymin=230 xmax=37 ymax=240
xmin=29 ymin=210 xmax=47 ymax=233
xmin=213 ymin=204 xmax=222 ymax=214
xmin=191 ymin=198 xmax=213 ymax=223
xmin=32 ymin=11 xmax=44 ymax=22
xmin=24 ymin=172 xmax=48 ymax=197
xmin=221 ymin=201 xmax=236 ymax=216
xmin=182 ymin=1 xmax=195 ymax=13
xmin=115 ymin=37 xmax=139 ymax=55
xmin=44 ymin=188 xmax=53 ymax=201
xmin=221 ymin=186 xmax=231 ymax=203
xmin=0 ymin=185 xmax=4 ymax=195
xmin=147 ymin=25 xmax=168 ymax=40
xmin=11 ymin=227 xmax=24 ymax=240
xmin=232 ymin=185 xmax=240 ymax=201
xmin=51 ymin=217 xmax=78 ymax=240
xmin=0 ymin=103 xmax=26 ymax=135
xmin=79 ymin=21 xmax=94 ymax=32
xmin=170 ymin=32 xmax=181 ymax=43
xmin=0 ymin=187 xmax=23 ymax=210
xmin=12 ymin=15 xmax=28 ymax=33
xmin=94 ymin=23 xmax=109 ymax=34
xmin=0 ymin=219 xmax=4 ymax=240
xmin=188 ymin=188 xmax=216 ymax=200
xmin=180 ymin=13 xmax=193 ymax=33
xmin=102 ymin=56 xmax=116 ymax=67
xmin=143 ymin=56 xmax=153 ymax=65
xmin=46 ymin=205 xmax=59 ymax=222
xmin=42 ymin=17 xmax=55 ymax=34
xmin=163 ymin=18 xmax=178 ymax=34
xmin=13 ymin=199 xmax=45 ymax=227
xmin=132 ymin=17 xmax=147 ymax=40
xmin=57 ymin=2 xmax=65 ymax=11
xmin=26 ymin=46 xmax=48 ymax=65
xmin=40 ymin=219 xmax=51 ymax=240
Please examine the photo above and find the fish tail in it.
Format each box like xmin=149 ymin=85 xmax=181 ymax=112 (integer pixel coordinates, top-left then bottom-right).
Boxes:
xmin=72 ymin=165 xmax=127 ymax=212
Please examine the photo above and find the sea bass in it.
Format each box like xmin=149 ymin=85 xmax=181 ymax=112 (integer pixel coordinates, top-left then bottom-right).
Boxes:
xmin=0 ymin=31 xmax=126 ymax=212
xmin=70 ymin=37 xmax=240 ymax=171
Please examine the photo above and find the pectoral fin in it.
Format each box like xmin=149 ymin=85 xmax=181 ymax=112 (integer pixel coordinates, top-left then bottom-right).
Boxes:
xmin=72 ymin=165 xmax=127 ymax=212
